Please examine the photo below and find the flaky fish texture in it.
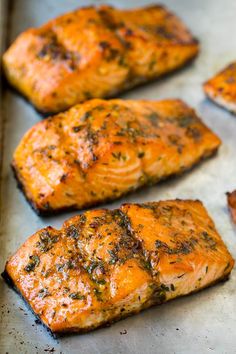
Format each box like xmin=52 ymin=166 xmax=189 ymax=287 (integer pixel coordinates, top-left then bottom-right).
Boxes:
xmin=12 ymin=99 xmax=221 ymax=215
xmin=3 ymin=200 xmax=234 ymax=335
xmin=2 ymin=4 xmax=199 ymax=113
xmin=204 ymin=62 xmax=236 ymax=114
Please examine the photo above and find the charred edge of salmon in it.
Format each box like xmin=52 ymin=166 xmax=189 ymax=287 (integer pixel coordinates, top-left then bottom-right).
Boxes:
xmin=12 ymin=144 xmax=221 ymax=216
xmin=2 ymin=265 xmax=232 ymax=337
xmin=1 ymin=269 xmax=57 ymax=339
xmin=203 ymin=87 xmax=236 ymax=115
xmin=113 ymin=53 xmax=199 ymax=102
xmin=1 ymin=77 xmax=52 ymax=118
xmin=1 ymin=268 xmax=154 ymax=337
xmin=4 ymin=54 xmax=199 ymax=115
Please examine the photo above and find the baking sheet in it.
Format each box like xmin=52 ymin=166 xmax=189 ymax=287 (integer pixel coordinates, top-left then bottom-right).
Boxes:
xmin=1 ymin=0 xmax=236 ymax=353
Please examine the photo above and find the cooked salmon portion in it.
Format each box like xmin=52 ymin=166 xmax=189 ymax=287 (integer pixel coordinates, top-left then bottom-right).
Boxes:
xmin=204 ymin=62 xmax=236 ymax=114
xmin=2 ymin=4 xmax=199 ymax=114
xmin=12 ymin=99 xmax=221 ymax=215
xmin=3 ymin=200 xmax=234 ymax=335
xmin=227 ymin=190 xmax=236 ymax=224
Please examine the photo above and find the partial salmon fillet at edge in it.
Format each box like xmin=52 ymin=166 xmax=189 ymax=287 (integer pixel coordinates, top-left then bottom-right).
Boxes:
xmin=204 ymin=62 xmax=236 ymax=114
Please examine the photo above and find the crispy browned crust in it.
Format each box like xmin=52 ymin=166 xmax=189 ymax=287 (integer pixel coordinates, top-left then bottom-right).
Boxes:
xmin=11 ymin=163 xmax=77 ymax=216
xmin=3 ymin=199 xmax=234 ymax=334
xmin=12 ymin=145 xmax=220 ymax=216
xmin=1 ymin=269 xmax=57 ymax=338
xmin=1 ymin=268 xmax=152 ymax=336
xmin=205 ymin=94 xmax=236 ymax=115
xmin=2 ymin=262 xmax=231 ymax=337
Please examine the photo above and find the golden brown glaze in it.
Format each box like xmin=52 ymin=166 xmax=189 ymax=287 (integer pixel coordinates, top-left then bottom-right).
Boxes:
xmin=204 ymin=62 xmax=236 ymax=114
xmin=12 ymin=99 xmax=221 ymax=215
xmin=4 ymin=200 xmax=234 ymax=334
xmin=2 ymin=4 xmax=199 ymax=113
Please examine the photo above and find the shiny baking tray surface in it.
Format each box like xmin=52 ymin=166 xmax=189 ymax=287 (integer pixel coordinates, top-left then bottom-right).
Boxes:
xmin=1 ymin=1 xmax=236 ymax=353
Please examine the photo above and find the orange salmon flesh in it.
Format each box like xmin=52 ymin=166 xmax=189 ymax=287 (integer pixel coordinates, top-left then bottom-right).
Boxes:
xmin=3 ymin=200 xmax=234 ymax=335
xmin=204 ymin=62 xmax=236 ymax=114
xmin=12 ymin=99 xmax=221 ymax=215
xmin=3 ymin=4 xmax=199 ymax=113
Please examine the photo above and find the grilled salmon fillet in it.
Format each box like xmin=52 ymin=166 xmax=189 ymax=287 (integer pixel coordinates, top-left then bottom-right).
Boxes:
xmin=204 ymin=62 xmax=236 ymax=113
xmin=3 ymin=200 xmax=234 ymax=335
xmin=12 ymin=99 xmax=221 ymax=215
xmin=2 ymin=4 xmax=199 ymax=114
xmin=227 ymin=190 xmax=236 ymax=224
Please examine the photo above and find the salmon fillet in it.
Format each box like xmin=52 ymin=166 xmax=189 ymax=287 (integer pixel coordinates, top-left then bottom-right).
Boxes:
xmin=204 ymin=62 xmax=236 ymax=113
xmin=227 ymin=190 xmax=236 ymax=224
xmin=12 ymin=99 xmax=221 ymax=215
xmin=2 ymin=4 xmax=199 ymax=114
xmin=3 ymin=200 xmax=234 ymax=335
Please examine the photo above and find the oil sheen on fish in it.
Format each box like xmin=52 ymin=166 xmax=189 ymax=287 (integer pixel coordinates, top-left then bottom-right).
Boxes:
xmin=3 ymin=200 xmax=234 ymax=335
xmin=204 ymin=62 xmax=236 ymax=114
xmin=2 ymin=4 xmax=199 ymax=113
xmin=12 ymin=99 xmax=221 ymax=215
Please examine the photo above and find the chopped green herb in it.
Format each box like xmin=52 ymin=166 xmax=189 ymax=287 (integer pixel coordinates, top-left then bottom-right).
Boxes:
xmin=36 ymin=230 xmax=58 ymax=253
xmin=138 ymin=151 xmax=145 ymax=158
xmin=119 ymin=55 xmax=128 ymax=67
xmin=150 ymin=284 xmax=166 ymax=303
xmin=81 ymin=111 xmax=91 ymax=121
xmin=147 ymin=112 xmax=159 ymax=126
xmin=161 ymin=284 xmax=169 ymax=291
xmin=186 ymin=126 xmax=202 ymax=141
xmin=67 ymin=260 xmax=75 ymax=269
xmin=93 ymin=278 xmax=106 ymax=285
xmin=108 ymin=249 xmax=118 ymax=265
xmin=38 ymin=288 xmax=50 ymax=299
xmin=201 ymin=232 xmax=217 ymax=250
xmin=63 ymin=287 xmax=70 ymax=294
xmin=86 ymin=261 xmax=99 ymax=274
xmin=178 ymin=116 xmax=194 ymax=128
xmin=141 ymin=259 xmax=152 ymax=270
xmin=155 ymin=240 xmax=168 ymax=249
xmin=112 ymin=152 xmax=126 ymax=161
xmin=66 ymin=225 xmax=79 ymax=239
xmin=56 ymin=264 xmax=64 ymax=272
xmin=93 ymin=288 xmax=103 ymax=301
xmin=72 ymin=126 xmax=83 ymax=133
xmin=69 ymin=292 xmax=85 ymax=300
xmin=24 ymin=255 xmax=40 ymax=272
